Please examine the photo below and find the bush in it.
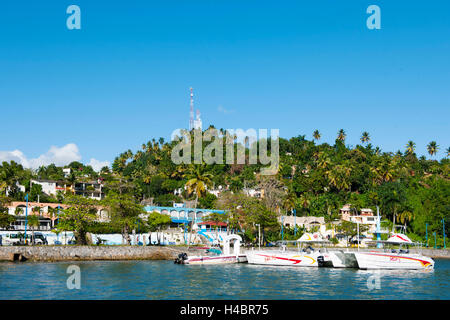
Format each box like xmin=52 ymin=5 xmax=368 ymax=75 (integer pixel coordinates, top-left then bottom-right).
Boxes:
xmin=330 ymin=237 xmax=339 ymax=245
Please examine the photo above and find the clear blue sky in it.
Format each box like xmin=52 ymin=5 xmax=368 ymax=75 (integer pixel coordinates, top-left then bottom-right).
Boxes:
xmin=0 ymin=1 xmax=449 ymax=168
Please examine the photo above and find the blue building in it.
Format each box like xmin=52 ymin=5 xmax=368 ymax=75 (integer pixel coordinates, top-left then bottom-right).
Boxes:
xmin=143 ymin=205 xmax=226 ymax=225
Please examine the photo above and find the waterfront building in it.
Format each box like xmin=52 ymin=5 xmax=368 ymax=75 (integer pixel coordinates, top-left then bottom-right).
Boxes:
xmin=30 ymin=179 xmax=105 ymax=200
xmin=143 ymin=205 xmax=226 ymax=225
xmin=3 ymin=201 xmax=109 ymax=231
xmin=144 ymin=205 xmax=228 ymax=244
xmin=340 ymin=205 xmax=378 ymax=233
xmin=278 ymin=215 xmax=326 ymax=234
xmin=74 ymin=181 xmax=105 ymax=200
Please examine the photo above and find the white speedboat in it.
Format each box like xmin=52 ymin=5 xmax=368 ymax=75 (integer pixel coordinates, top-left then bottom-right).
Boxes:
xmin=246 ymin=246 xmax=321 ymax=267
xmin=246 ymin=233 xmax=327 ymax=267
xmin=174 ymin=234 xmax=247 ymax=265
xmin=353 ymin=233 xmax=434 ymax=270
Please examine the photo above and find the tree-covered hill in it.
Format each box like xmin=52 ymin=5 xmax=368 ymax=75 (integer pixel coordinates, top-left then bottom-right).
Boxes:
xmin=1 ymin=128 xmax=448 ymax=244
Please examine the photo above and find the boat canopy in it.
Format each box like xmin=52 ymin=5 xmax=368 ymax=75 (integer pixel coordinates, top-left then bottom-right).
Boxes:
xmin=366 ymin=233 xmax=420 ymax=246
xmin=297 ymin=232 xmax=327 ymax=242
xmin=386 ymin=233 xmax=413 ymax=244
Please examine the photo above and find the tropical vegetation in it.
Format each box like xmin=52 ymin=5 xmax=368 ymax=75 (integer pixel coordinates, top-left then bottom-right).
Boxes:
xmin=0 ymin=128 xmax=448 ymax=246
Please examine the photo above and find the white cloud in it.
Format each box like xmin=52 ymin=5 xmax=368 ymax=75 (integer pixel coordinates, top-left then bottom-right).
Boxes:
xmin=88 ymin=158 xmax=110 ymax=171
xmin=0 ymin=150 xmax=30 ymax=167
xmin=28 ymin=143 xmax=82 ymax=168
xmin=217 ymin=105 xmax=234 ymax=114
xmin=0 ymin=143 xmax=110 ymax=172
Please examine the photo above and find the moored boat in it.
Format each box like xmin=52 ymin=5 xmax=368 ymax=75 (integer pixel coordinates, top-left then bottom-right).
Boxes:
xmin=246 ymin=233 xmax=327 ymax=267
xmin=174 ymin=234 xmax=247 ymax=265
xmin=353 ymin=233 xmax=434 ymax=270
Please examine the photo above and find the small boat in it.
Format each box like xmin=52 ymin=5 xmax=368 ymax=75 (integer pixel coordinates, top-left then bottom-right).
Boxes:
xmin=174 ymin=234 xmax=247 ymax=265
xmin=353 ymin=233 xmax=434 ymax=270
xmin=246 ymin=233 xmax=327 ymax=267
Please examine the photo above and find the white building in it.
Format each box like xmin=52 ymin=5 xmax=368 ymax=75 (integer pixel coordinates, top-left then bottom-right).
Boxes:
xmin=278 ymin=215 xmax=326 ymax=234
xmin=63 ymin=168 xmax=71 ymax=177
xmin=340 ymin=205 xmax=379 ymax=234
xmin=74 ymin=181 xmax=105 ymax=200
xmin=30 ymin=179 xmax=66 ymax=196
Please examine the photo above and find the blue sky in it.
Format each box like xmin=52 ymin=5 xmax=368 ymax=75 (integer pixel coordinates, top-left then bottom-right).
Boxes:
xmin=0 ymin=1 xmax=449 ymax=169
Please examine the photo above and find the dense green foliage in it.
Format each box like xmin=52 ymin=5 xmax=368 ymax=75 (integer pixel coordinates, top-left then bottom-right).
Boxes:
xmin=0 ymin=128 xmax=448 ymax=245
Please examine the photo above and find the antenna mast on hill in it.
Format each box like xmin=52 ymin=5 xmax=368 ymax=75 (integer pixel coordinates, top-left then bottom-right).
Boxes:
xmin=189 ymin=87 xmax=194 ymax=130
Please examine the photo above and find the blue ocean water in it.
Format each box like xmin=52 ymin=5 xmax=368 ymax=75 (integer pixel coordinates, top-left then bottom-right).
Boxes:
xmin=0 ymin=259 xmax=449 ymax=300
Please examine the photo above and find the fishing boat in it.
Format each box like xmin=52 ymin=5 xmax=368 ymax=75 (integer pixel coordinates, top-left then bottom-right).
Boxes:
xmin=174 ymin=234 xmax=247 ymax=264
xmin=246 ymin=233 xmax=327 ymax=267
xmin=353 ymin=233 xmax=434 ymax=270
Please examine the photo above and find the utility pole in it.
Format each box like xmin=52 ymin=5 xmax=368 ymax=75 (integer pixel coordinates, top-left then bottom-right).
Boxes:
xmin=56 ymin=206 xmax=60 ymax=244
xmin=357 ymin=221 xmax=360 ymax=251
xmin=376 ymin=206 xmax=382 ymax=249
xmin=443 ymin=219 xmax=446 ymax=249
xmin=189 ymin=87 xmax=194 ymax=130
xmin=256 ymin=224 xmax=261 ymax=250
xmin=24 ymin=194 xmax=28 ymax=245
xmin=294 ymin=209 xmax=297 ymax=236
xmin=434 ymin=232 xmax=437 ymax=249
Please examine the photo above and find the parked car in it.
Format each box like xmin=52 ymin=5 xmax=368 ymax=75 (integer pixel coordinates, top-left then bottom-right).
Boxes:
xmin=3 ymin=232 xmax=48 ymax=245
xmin=2 ymin=233 xmax=22 ymax=245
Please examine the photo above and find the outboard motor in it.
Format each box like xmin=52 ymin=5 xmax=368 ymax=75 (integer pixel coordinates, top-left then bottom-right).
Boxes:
xmin=174 ymin=253 xmax=188 ymax=264
xmin=317 ymin=255 xmax=325 ymax=267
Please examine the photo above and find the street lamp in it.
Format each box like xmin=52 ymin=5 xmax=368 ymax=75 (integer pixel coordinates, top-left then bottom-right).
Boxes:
xmin=56 ymin=205 xmax=60 ymax=244
xmin=255 ymin=224 xmax=261 ymax=250
xmin=293 ymin=209 xmax=297 ymax=236
xmin=24 ymin=194 xmax=29 ymax=245
xmin=434 ymin=232 xmax=437 ymax=249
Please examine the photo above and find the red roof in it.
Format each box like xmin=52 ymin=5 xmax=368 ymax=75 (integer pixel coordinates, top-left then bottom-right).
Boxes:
xmin=198 ymin=221 xmax=227 ymax=227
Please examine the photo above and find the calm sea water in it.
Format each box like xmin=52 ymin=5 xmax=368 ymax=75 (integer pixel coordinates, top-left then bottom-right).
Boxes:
xmin=0 ymin=259 xmax=449 ymax=300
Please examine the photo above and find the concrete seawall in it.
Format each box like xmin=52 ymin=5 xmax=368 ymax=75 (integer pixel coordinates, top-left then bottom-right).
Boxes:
xmin=0 ymin=246 xmax=194 ymax=262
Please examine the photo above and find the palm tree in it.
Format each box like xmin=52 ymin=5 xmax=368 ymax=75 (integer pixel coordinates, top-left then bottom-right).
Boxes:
xmin=183 ymin=165 xmax=213 ymax=207
xmin=337 ymin=129 xmax=346 ymax=142
xmin=27 ymin=214 xmax=40 ymax=245
xmin=326 ymin=163 xmax=352 ymax=191
xmin=374 ymin=147 xmax=381 ymax=156
xmin=298 ymin=193 xmax=312 ymax=212
xmin=0 ymin=161 xmax=23 ymax=194
xmin=360 ymin=131 xmax=370 ymax=144
xmin=427 ymin=141 xmax=439 ymax=157
xmin=313 ymin=130 xmax=321 ymax=142
xmin=398 ymin=210 xmax=414 ymax=228
xmin=405 ymin=141 xmax=416 ymax=156
xmin=283 ymin=191 xmax=297 ymax=214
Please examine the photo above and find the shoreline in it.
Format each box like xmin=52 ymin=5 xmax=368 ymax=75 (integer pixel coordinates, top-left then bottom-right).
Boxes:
xmin=0 ymin=245 xmax=197 ymax=262
xmin=1 ymin=245 xmax=449 ymax=262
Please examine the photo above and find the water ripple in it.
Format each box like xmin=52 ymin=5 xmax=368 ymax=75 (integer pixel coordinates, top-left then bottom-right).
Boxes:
xmin=0 ymin=259 xmax=449 ymax=300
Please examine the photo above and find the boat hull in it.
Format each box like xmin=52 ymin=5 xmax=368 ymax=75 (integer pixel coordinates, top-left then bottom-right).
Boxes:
xmin=185 ymin=254 xmax=247 ymax=265
xmin=320 ymin=251 xmax=358 ymax=268
xmin=246 ymin=250 xmax=320 ymax=267
xmin=354 ymin=251 xmax=434 ymax=270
